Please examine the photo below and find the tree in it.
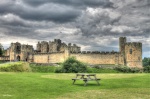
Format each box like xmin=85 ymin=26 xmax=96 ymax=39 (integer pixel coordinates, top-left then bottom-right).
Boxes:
xmin=0 ymin=43 xmax=3 ymax=56
xmin=143 ymin=57 xmax=150 ymax=66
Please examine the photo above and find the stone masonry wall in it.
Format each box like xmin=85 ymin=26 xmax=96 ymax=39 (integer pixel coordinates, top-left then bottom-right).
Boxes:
xmin=32 ymin=51 xmax=124 ymax=65
xmin=125 ymin=42 xmax=142 ymax=68
xmin=0 ymin=56 xmax=9 ymax=61
xmin=33 ymin=53 xmax=65 ymax=63
xmin=70 ymin=53 xmax=121 ymax=65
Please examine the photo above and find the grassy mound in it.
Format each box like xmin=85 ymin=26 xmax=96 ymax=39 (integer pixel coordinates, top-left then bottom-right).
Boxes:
xmin=0 ymin=62 xmax=31 ymax=72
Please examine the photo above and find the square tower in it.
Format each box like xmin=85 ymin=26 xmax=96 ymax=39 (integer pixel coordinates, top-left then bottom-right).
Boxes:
xmin=119 ymin=37 xmax=126 ymax=55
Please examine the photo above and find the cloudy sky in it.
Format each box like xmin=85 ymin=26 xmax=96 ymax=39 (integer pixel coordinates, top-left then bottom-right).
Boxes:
xmin=0 ymin=0 xmax=149 ymax=58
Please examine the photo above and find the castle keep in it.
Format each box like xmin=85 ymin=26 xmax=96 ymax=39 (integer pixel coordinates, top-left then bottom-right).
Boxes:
xmin=36 ymin=39 xmax=80 ymax=53
xmin=0 ymin=37 xmax=142 ymax=68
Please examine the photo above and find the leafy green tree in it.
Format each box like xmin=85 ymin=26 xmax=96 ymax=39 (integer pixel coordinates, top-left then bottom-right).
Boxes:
xmin=0 ymin=43 xmax=3 ymax=56
xmin=142 ymin=57 xmax=150 ymax=66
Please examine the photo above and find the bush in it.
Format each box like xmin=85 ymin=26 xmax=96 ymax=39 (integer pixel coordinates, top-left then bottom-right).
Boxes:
xmin=55 ymin=57 xmax=87 ymax=73
xmin=0 ymin=62 xmax=31 ymax=72
xmin=55 ymin=67 xmax=63 ymax=73
xmin=114 ymin=66 xmax=142 ymax=73
xmin=87 ymin=67 xmax=119 ymax=73
xmin=30 ymin=64 xmax=57 ymax=73
xmin=143 ymin=66 xmax=150 ymax=73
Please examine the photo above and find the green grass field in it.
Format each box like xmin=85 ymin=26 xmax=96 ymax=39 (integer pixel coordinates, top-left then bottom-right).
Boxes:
xmin=0 ymin=73 xmax=150 ymax=99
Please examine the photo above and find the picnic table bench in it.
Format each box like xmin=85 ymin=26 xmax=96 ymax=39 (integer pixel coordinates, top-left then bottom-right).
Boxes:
xmin=72 ymin=73 xmax=101 ymax=86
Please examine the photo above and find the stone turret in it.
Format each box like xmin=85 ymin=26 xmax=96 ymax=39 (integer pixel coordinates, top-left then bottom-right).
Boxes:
xmin=36 ymin=42 xmax=41 ymax=52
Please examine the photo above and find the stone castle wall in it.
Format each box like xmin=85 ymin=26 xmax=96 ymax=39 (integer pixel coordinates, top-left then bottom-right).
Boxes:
xmin=70 ymin=53 xmax=117 ymax=65
xmin=0 ymin=56 xmax=9 ymax=61
xmin=33 ymin=52 xmax=65 ymax=63
xmin=70 ymin=52 xmax=124 ymax=65
xmin=0 ymin=37 xmax=143 ymax=68
xmin=32 ymin=51 xmax=125 ymax=65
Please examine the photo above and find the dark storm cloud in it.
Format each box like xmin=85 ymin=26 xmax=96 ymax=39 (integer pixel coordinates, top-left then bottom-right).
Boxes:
xmin=23 ymin=0 xmax=114 ymax=8
xmin=0 ymin=0 xmax=113 ymax=23
xmin=0 ymin=0 xmax=81 ymax=23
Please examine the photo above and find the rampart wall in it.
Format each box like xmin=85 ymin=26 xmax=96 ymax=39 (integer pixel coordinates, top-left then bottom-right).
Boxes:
xmin=33 ymin=52 xmax=65 ymax=63
xmin=0 ymin=56 xmax=10 ymax=61
xmin=32 ymin=51 xmax=124 ymax=65
xmin=71 ymin=53 xmax=116 ymax=64
xmin=70 ymin=52 xmax=124 ymax=65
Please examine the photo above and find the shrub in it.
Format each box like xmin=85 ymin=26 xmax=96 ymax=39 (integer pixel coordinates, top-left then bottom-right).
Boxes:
xmin=56 ymin=57 xmax=87 ymax=73
xmin=0 ymin=62 xmax=31 ymax=72
xmin=143 ymin=66 xmax=150 ymax=73
xmin=114 ymin=66 xmax=142 ymax=73
xmin=30 ymin=64 xmax=57 ymax=73
xmin=87 ymin=67 xmax=119 ymax=73
xmin=55 ymin=67 xmax=63 ymax=73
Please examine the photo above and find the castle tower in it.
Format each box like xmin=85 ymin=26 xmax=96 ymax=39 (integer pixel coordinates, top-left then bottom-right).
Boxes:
xmin=54 ymin=39 xmax=61 ymax=51
xmin=125 ymin=42 xmax=142 ymax=68
xmin=21 ymin=45 xmax=34 ymax=61
xmin=9 ymin=42 xmax=21 ymax=61
xmin=36 ymin=42 xmax=41 ymax=52
xmin=41 ymin=41 xmax=49 ymax=53
xmin=119 ymin=37 xmax=126 ymax=55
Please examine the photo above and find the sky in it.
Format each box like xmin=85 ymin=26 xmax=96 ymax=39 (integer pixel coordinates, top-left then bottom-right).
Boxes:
xmin=0 ymin=0 xmax=149 ymax=58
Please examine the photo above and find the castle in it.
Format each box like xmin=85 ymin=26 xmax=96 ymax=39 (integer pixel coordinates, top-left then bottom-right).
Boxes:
xmin=0 ymin=37 xmax=142 ymax=68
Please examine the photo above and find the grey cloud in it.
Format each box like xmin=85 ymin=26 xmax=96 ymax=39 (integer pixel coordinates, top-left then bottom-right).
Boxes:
xmin=75 ymin=8 xmax=122 ymax=37
xmin=74 ymin=0 xmax=150 ymax=38
xmin=0 ymin=1 xmax=81 ymax=23
xmin=22 ymin=0 xmax=114 ymax=8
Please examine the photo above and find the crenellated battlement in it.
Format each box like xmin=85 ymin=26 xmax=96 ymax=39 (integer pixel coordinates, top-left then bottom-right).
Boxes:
xmin=34 ymin=51 xmax=64 ymax=55
xmin=21 ymin=44 xmax=33 ymax=49
xmin=71 ymin=51 xmax=119 ymax=54
xmin=125 ymin=42 xmax=142 ymax=47
xmin=36 ymin=39 xmax=80 ymax=53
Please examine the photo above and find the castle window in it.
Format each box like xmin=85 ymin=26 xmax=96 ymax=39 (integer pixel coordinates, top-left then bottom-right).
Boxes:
xmin=130 ymin=49 xmax=132 ymax=54
xmin=16 ymin=45 xmax=21 ymax=54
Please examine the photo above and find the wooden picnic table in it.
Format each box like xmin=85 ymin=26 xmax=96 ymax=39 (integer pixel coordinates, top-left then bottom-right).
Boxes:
xmin=72 ymin=73 xmax=101 ymax=86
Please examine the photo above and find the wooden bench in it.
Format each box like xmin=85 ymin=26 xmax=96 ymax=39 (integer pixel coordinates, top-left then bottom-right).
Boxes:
xmin=72 ymin=73 xmax=101 ymax=86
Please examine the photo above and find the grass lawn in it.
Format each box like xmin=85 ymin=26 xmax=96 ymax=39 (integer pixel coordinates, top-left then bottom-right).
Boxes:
xmin=0 ymin=73 xmax=150 ymax=99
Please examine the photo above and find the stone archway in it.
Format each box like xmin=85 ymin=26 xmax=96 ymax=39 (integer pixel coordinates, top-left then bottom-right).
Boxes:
xmin=16 ymin=55 xmax=20 ymax=61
